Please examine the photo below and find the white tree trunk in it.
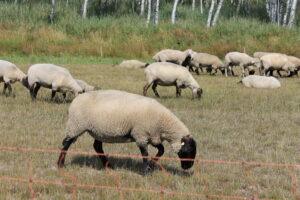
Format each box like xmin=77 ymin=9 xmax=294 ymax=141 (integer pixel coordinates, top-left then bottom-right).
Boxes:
xmin=206 ymin=0 xmax=215 ymax=27
xmin=140 ymin=0 xmax=145 ymax=15
xmin=236 ymin=0 xmax=242 ymax=14
xmin=146 ymin=0 xmax=152 ymax=26
xmin=171 ymin=0 xmax=180 ymax=24
xmin=154 ymin=0 xmax=160 ymax=25
xmin=200 ymin=0 xmax=203 ymax=14
xmin=82 ymin=0 xmax=89 ymax=18
xmin=192 ymin=0 xmax=195 ymax=11
xmin=50 ymin=0 xmax=56 ymax=24
xmin=212 ymin=0 xmax=224 ymax=26
xmin=283 ymin=0 xmax=291 ymax=25
xmin=288 ymin=0 xmax=298 ymax=27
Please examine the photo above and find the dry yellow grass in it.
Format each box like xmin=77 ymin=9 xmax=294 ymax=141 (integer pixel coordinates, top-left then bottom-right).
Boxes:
xmin=0 ymin=63 xmax=299 ymax=199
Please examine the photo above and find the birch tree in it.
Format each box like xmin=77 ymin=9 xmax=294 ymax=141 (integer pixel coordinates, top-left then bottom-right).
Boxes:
xmin=171 ymin=0 xmax=180 ymax=24
xmin=154 ymin=0 xmax=160 ymax=25
xmin=200 ymin=0 xmax=203 ymax=14
xmin=283 ymin=0 xmax=291 ymax=25
xmin=49 ymin=0 xmax=55 ymax=24
xmin=140 ymin=0 xmax=145 ymax=15
xmin=206 ymin=0 xmax=214 ymax=27
xmin=146 ymin=0 xmax=151 ymax=26
xmin=192 ymin=0 xmax=195 ymax=11
xmin=212 ymin=0 xmax=224 ymax=26
xmin=287 ymin=0 xmax=298 ymax=27
xmin=81 ymin=0 xmax=89 ymax=18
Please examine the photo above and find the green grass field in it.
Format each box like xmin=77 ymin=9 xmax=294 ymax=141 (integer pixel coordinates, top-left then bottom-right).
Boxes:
xmin=0 ymin=61 xmax=299 ymax=199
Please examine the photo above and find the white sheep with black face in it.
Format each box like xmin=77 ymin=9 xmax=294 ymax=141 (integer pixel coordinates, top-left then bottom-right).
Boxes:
xmin=152 ymin=49 xmax=193 ymax=67
xmin=225 ymin=52 xmax=261 ymax=77
xmin=190 ymin=52 xmax=225 ymax=75
xmin=27 ymin=64 xmax=83 ymax=101
xmin=143 ymin=62 xmax=203 ymax=99
xmin=57 ymin=90 xmax=197 ymax=173
xmin=0 ymin=60 xmax=28 ymax=96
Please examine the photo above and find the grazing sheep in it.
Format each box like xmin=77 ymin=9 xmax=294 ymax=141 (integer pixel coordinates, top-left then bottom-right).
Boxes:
xmin=57 ymin=90 xmax=197 ymax=173
xmin=76 ymin=79 xmax=96 ymax=92
xmin=253 ymin=52 xmax=273 ymax=59
xmin=260 ymin=53 xmax=296 ymax=77
xmin=117 ymin=60 xmax=149 ymax=69
xmin=143 ymin=62 xmax=203 ymax=99
xmin=0 ymin=60 xmax=28 ymax=96
xmin=287 ymin=56 xmax=300 ymax=76
xmin=27 ymin=64 xmax=83 ymax=101
xmin=225 ymin=52 xmax=261 ymax=77
xmin=190 ymin=52 xmax=225 ymax=75
xmin=152 ymin=49 xmax=193 ymax=67
xmin=241 ymin=75 xmax=281 ymax=89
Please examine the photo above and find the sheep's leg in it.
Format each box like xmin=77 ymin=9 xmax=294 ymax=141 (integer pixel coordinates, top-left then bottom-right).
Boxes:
xmin=2 ymin=83 xmax=8 ymax=95
xmin=7 ymin=83 xmax=12 ymax=96
xmin=143 ymin=83 xmax=152 ymax=96
xmin=51 ymin=90 xmax=57 ymax=99
xmin=62 ymin=93 xmax=67 ymax=103
xmin=93 ymin=140 xmax=111 ymax=168
xmin=152 ymin=81 xmax=160 ymax=98
xmin=33 ymin=83 xmax=41 ymax=98
xmin=277 ymin=70 xmax=283 ymax=77
xmin=139 ymin=146 xmax=152 ymax=174
xmin=57 ymin=137 xmax=76 ymax=168
xmin=148 ymin=144 xmax=164 ymax=169
xmin=195 ymin=68 xmax=200 ymax=75
xmin=240 ymin=65 xmax=245 ymax=77
xmin=176 ymin=85 xmax=181 ymax=97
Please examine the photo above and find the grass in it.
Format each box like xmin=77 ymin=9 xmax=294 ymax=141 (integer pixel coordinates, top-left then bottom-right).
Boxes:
xmin=0 ymin=60 xmax=299 ymax=199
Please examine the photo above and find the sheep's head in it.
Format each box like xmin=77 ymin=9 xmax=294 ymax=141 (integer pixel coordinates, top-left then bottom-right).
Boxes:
xmin=21 ymin=76 xmax=30 ymax=89
xmin=192 ymin=88 xmax=203 ymax=99
xmin=177 ymin=136 xmax=197 ymax=170
xmin=252 ymin=58 xmax=261 ymax=68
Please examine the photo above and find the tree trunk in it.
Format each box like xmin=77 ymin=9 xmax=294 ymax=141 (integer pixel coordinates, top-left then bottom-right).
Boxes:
xmin=200 ymin=0 xmax=203 ymax=14
xmin=236 ymin=0 xmax=242 ymax=14
xmin=288 ymin=0 xmax=298 ymax=27
xmin=171 ymin=0 xmax=180 ymax=24
xmin=82 ymin=0 xmax=89 ymax=18
xmin=192 ymin=0 xmax=195 ymax=11
xmin=154 ymin=0 xmax=160 ymax=25
xmin=212 ymin=0 xmax=224 ymax=26
xmin=283 ymin=0 xmax=291 ymax=25
xmin=140 ymin=0 xmax=145 ymax=15
xmin=206 ymin=0 xmax=215 ymax=27
xmin=49 ymin=0 xmax=55 ymax=24
xmin=146 ymin=0 xmax=152 ymax=26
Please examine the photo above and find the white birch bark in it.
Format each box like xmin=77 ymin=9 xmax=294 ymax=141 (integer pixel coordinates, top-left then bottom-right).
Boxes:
xmin=154 ymin=0 xmax=160 ymax=25
xmin=212 ymin=0 xmax=224 ymax=27
xmin=236 ymin=0 xmax=242 ymax=14
xmin=192 ymin=0 xmax=195 ymax=11
xmin=140 ymin=0 xmax=145 ymax=15
xmin=288 ymin=0 xmax=298 ymax=27
xmin=171 ymin=0 xmax=180 ymax=24
xmin=50 ymin=0 xmax=56 ymax=24
xmin=200 ymin=0 xmax=203 ymax=14
xmin=146 ymin=0 xmax=152 ymax=26
xmin=82 ymin=0 xmax=89 ymax=18
xmin=283 ymin=0 xmax=291 ymax=25
xmin=206 ymin=0 xmax=215 ymax=27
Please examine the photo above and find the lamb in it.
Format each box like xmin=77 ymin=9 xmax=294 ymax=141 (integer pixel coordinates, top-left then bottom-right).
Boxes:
xmin=0 ymin=60 xmax=28 ymax=96
xmin=260 ymin=53 xmax=296 ymax=77
xmin=57 ymin=90 xmax=197 ymax=173
xmin=27 ymin=64 xmax=83 ymax=100
xmin=152 ymin=49 xmax=193 ymax=67
xmin=241 ymin=75 xmax=281 ymax=89
xmin=190 ymin=52 xmax=225 ymax=75
xmin=143 ymin=62 xmax=203 ymax=99
xmin=117 ymin=60 xmax=149 ymax=69
xmin=76 ymin=79 xmax=96 ymax=92
xmin=225 ymin=52 xmax=261 ymax=77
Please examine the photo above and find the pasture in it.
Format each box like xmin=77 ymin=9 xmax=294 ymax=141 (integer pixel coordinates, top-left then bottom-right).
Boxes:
xmin=0 ymin=61 xmax=299 ymax=199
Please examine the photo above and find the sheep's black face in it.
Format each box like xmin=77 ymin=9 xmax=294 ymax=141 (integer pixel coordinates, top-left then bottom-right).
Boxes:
xmin=182 ymin=55 xmax=192 ymax=67
xmin=197 ymin=88 xmax=203 ymax=98
xmin=177 ymin=136 xmax=197 ymax=170
xmin=22 ymin=77 xmax=30 ymax=89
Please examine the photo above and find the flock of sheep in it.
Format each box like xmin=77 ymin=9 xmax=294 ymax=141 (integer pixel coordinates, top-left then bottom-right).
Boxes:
xmin=1 ymin=48 xmax=297 ymax=173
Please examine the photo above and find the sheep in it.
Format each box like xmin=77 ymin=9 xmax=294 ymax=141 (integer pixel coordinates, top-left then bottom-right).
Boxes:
xmin=241 ymin=75 xmax=281 ymax=89
xmin=117 ymin=60 xmax=149 ymax=69
xmin=27 ymin=64 xmax=83 ymax=101
xmin=253 ymin=52 xmax=273 ymax=59
xmin=0 ymin=60 xmax=28 ymax=96
xmin=152 ymin=49 xmax=193 ymax=67
xmin=143 ymin=62 xmax=203 ymax=99
xmin=260 ymin=53 xmax=296 ymax=77
xmin=57 ymin=90 xmax=197 ymax=173
xmin=76 ymin=79 xmax=96 ymax=92
xmin=190 ymin=52 xmax=225 ymax=75
xmin=225 ymin=52 xmax=261 ymax=77
xmin=287 ymin=56 xmax=300 ymax=76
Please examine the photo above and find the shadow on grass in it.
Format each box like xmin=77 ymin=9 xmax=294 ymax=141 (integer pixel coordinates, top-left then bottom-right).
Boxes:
xmin=70 ymin=155 xmax=192 ymax=177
